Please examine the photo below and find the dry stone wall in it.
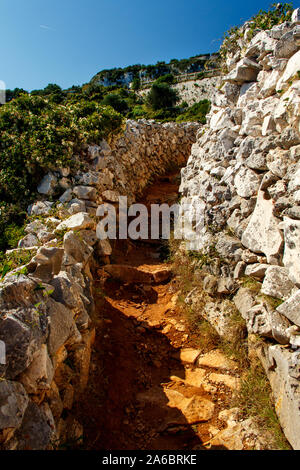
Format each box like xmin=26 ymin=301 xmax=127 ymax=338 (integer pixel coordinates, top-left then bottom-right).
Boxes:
xmin=0 ymin=120 xmax=198 ymax=450
xmin=178 ymin=10 xmax=300 ymax=449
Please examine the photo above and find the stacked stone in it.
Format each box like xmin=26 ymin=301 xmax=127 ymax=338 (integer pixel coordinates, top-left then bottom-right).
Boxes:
xmin=0 ymin=120 xmax=198 ymax=449
xmin=178 ymin=9 xmax=300 ymax=449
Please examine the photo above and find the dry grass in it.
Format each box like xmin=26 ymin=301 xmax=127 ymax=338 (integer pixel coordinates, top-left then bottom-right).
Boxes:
xmin=233 ymin=364 xmax=291 ymax=450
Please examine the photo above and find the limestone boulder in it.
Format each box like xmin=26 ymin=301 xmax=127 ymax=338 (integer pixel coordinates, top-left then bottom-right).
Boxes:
xmin=281 ymin=217 xmax=300 ymax=285
xmin=46 ymin=298 xmax=81 ymax=356
xmin=274 ymin=28 xmax=299 ymax=59
xmin=18 ymin=233 xmax=39 ymax=249
xmin=261 ymin=266 xmax=295 ymax=300
xmin=258 ymin=344 xmax=300 ymax=450
xmin=28 ymin=247 xmax=64 ymax=282
xmin=245 ymin=31 xmax=277 ymax=59
xmin=276 ymin=50 xmax=300 ymax=91
xmin=27 ymin=201 xmax=53 ymax=216
xmin=277 ymin=290 xmax=300 ymax=327
xmin=55 ymin=212 xmax=94 ymax=232
xmin=19 ymin=345 xmax=54 ymax=394
xmin=234 ymin=166 xmax=261 ymax=197
xmin=244 ymin=263 xmax=269 ymax=280
xmin=59 ymin=188 xmax=73 ymax=204
xmin=0 ymin=311 xmax=46 ymax=379
xmin=241 ymin=190 xmax=283 ymax=263
xmin=292 ymin=8 xmax=300 ymax=24
xmin=63 ymin=231 xmax=93 ymax=265
xmin=234 ymin=287 xmax=258 ymax=318
xmin=225 ymin=58 xmax=261 ymax=83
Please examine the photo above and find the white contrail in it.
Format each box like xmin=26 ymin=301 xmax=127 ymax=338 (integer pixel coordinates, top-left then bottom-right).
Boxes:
xmin=40 ymin=24 xmax=54 ymax=31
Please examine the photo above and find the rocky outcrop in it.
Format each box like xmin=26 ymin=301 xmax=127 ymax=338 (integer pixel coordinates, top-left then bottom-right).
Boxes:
xmin=0 ymin=120 xmax=198 ymax=449
xmin=178 ymin=12 xmax=300 ymax=449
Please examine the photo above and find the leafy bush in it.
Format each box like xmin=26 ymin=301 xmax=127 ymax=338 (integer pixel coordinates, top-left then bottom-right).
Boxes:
xmin=154 ymin=73 xmax=175 ymax=85
xmin=0 ymin=249 xmax=35 ymax=280
xmin=0 ymin=95 xmax=123 ymax=205
xmin=176 ymin=99 xmax=211 ymax=123
xmin=128 ymin=104 xmax=148 ymax=119
xmin=101 ymin=93 xmax=129 ymax=114
xmin=0 ymin=202 xmax=27 ymax=251
xmin=146 ymin=82 xmax=179 ymax=110
xmin=131 ymin=77 xmax=141 ymax=91
xmin=0 ymin=94 xmax=123 ymax=252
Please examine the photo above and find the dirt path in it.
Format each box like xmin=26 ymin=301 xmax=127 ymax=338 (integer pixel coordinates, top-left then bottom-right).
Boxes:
xmin=74 ymin=175 xmax=241 ymax=450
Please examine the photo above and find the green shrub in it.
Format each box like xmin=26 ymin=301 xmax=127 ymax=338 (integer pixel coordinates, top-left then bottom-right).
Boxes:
xmin=131 ymin=77 xmax=141 ymax=91
xmin=0 ymin=95 xmax=123 ymax=204
xmin=0 ymin=203 xmax=27 ymax=251
xmin=154 ymin=73 xmax=175 ymax=85
xmin=0 ymin=94 xmax=123 ymax=252
xmin=0 ymin=249 xmax=35 ymax=280
xmin=101 ymin=93 xmax=129 ymax=114
xmin=128 ymin=104 xmax=148 ymax=119
xmin=146 ymin=82 xmax=179 ymax=110
xmin=176 ymin=99 xmax=210 ymax=123
xmin=4 ymin=223 xmax=25 ymax=249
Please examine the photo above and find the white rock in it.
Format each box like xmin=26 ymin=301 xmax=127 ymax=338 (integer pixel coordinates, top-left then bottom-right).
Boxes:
xmin=281 ymin=216 xmax=300 ymax=285
xmin=225 ymin=57 xmax=261 ymax=83
xmin=277 ymin=290 xmax=300 ymax=327
xmin=244 ymin=263 xmax=269 ymax=279
xmin=18 ymin=233 xmax=39 ymax=248
xmin=276 ymin=50 xmax=300 ymax=91
xmin=241 ymin=190 xmax=283 ymax=263
xmin=259 ymin=69 xmax=281 ymax=98
xmin=102 ymin=190 xmax=120 ymax=202
xmin=25 ymin=220 xmax=45 ymax=234
xmin=261 ymin=266 xmax=295 ymax=300
xmin=258 ymin=345 xmax=300 ymax=450
xmin=209 ymin=109 xmax=234 ymax=131
xmin=55 ymin=212 xmax=94 ymax=232
xmin=292 ymin=8 xmax=300 ymax=24
xmin=27 ymin=201 xmax=53 ymax=216
xmin=68 ymin=198 xmax=86 ymax=215
xmin=234 ymin=166 xmax=261 ymax=197
xmin=262 ymin=115 xmax=276 ymax=136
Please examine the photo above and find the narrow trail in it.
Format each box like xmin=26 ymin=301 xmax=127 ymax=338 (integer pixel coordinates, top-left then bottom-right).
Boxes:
xmin=74 ymin=174 xmax=241 ymax=450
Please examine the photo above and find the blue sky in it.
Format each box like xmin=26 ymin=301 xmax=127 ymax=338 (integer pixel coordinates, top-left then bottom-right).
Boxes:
xmin=0 ymin=0 xmax=298 ymax=91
